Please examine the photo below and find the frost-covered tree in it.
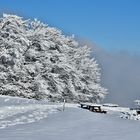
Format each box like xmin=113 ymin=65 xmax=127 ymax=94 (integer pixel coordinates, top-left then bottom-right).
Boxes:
xmin=134 ymin=100 xmax=140 ymax=107
xmin=0 ymin=14 xmax=107 ymax=102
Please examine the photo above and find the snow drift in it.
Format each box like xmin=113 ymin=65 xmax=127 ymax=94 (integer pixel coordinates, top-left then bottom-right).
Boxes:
xmin=0 ymin=14 xmax=107 ymax=102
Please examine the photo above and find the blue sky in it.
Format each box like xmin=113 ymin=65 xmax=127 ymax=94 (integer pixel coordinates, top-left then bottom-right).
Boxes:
xmin=0 ymin=0 xmax=140 ymax=54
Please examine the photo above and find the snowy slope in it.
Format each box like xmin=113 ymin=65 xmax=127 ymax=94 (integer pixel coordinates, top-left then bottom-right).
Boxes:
xmin=0 ymin=96 xmax=63 ymax=129
xmin=0 ymin=96 xmax=140 ymax=140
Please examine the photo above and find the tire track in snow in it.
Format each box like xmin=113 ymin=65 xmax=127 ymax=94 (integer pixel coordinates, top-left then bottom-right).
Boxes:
xmin=0 ymin=104 xmax=61 ymax=129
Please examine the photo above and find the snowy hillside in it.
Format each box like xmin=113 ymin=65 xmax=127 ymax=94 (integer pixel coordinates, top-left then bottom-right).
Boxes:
xmin=0 ymin=96 xmax=140 ymax=140
xmin=0 ymin=14 xmax=107 ymax=102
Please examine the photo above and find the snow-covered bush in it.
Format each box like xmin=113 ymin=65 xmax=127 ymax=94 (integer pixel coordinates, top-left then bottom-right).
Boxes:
xmin=120 ymin=110 xmax=140 ymax=121
xmin=0 ymin=14 xmax=107 ymax=102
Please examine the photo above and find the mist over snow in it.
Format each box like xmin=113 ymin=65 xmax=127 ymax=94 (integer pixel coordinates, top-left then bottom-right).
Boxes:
xmin=93 ymin=45 xmax=140 ymax=107
xmin=79 ymin=40 xmax=140 ymax=107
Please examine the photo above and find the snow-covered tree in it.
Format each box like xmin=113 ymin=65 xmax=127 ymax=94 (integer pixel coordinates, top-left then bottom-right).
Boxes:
xmin=134 ymin=100 xmax=140 ymax=107
xmin=0 ymin=14 xmax=107 ymax=103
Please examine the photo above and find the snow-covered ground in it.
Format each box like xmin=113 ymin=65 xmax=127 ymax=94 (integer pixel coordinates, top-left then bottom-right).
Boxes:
xmin=0 ymin=95 xmax=66 ymax=129
xmin=0 ymin=96 xmax=140 ymax=140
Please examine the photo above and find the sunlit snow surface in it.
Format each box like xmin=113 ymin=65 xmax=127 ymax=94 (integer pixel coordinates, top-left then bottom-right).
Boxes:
xmin=0 ymin=96 xmax=63 ymax=129
xmin=0 ymin=96 xmax=140 ymax=140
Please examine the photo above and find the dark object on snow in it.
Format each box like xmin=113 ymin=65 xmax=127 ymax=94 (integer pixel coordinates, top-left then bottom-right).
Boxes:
xmin=136 ymin=110 xmax=140 ymax=115
xmin=129 ymin=108 xmax=140 ymax=116
xmin=80 ymin=103 xmax=107 ymax=114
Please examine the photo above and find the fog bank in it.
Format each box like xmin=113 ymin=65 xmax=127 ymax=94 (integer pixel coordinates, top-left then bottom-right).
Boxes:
xmin=93 ymin=46 xmax=140 ymax=107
